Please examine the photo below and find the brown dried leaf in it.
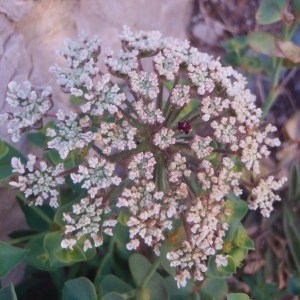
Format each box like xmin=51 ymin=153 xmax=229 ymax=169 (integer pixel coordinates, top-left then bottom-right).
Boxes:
xmin=284 ymin=110 xmax=300 ymax=141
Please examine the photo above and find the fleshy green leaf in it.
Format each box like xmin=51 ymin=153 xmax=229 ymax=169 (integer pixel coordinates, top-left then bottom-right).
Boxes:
xmin=25 ymin=235 xmax=56 ymax=271
xmin=247 ymin=32 xmax=277 ymax=57
xmin=0 ymin=140 xmax=9 ymax=159
xmin=129 ymin=254 xmax=169 ymax=299
xmin=17 ymin=194 xmax=54 ymax=231
xmin=205 ymin=258 xmax=233 ymax=279
xmin=256 ymin=0 xmax=286 ymax=25
xmin=44 ymin=231 xmax=91 ymax=266
xmin=226 ymin=193 xmax=248 ymax=220
xmin=234 ymin=226 xmax=255 ymax=250
xmin=27 ymin=132 xmax=47 ymax=148
xmin=0 ymin=242 xmax=28 ymax=278
xmin=62 ymin=277 xmax=97 ymax=300
xmin=217 ymin=256 xmax=236 ymax=274
xmin=99 ymin=275 xmax=132 ymax=296
xmin=101 ymin=292 xmax=125 ymax=300
xmin=227 ymin=293 xmax=250 ymax=300
xmin=228 ymin=247 xmax=249 ymax=268
xmin=0 ymin=284 xmax=18 ymax=300
xmin=199 ymin=278 xmax=228 ymax=299
xmin=248 ymin=32 xmax=300 ymax=63
xmin=129 ymin=253 xmax=152 ymax=285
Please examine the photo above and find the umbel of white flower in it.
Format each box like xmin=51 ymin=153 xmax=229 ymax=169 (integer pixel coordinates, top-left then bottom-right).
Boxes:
xmin=5 ymin=26 xmax=287 ymax=288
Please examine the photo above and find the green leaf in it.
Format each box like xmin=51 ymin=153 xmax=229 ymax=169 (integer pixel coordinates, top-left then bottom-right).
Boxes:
xmin=217 ymin=256 xmax=236 ymax=274
xmin=129 ymin=254 xmax=169 ymax=300
xmin=25 ymin=234 xmax=57 ymax=271
xmin=247 ymin=32 xmax=277 ymax=57
xmin=164 ymin=81 xmax=175 ymax=91
xmin=227 ymin=293 xmax=250 ymax=300
xmin=99 ymin=275 xmax=132 ymax=296
xmin=27 ymin=131 xmax=47 ymax=148
xmin=256 ymin=0 xmax=286 ymax=25
xmin=101 ymin=292 xmax=125 ymax=300
xmin=163 ymin=276 xmax=194 ymax=298
xmin=17 ymin=194 xmax=54 ymax=231
xmin=0 ymin=140 xmax=9 ymax=159
xmin=113 ymin=223 xmax=131 ymax=260
xmin=129 ymin=253 xmax=151 ymax=285
xmin=199 ymin=278 xmax=228 ymax=299
xmin=70 ymin=95 xmax=86 ymax=106
xmin=248 ymin=32 xmax=300 ymax=63
xmin=226 ymin=193 xmax=248 ymax=220
xmin=228 ymin=247 xmax=248 ymax=268
xmin=0 ymin=284 xmax=18 ymax=300
xmin=95 ymin=253 xmax=114 ymax=285
xmin=0 ymin=139 xmax=26 ymax=182
xmin=160 ymin=243 xmax=177 ymax=277
xmin=44 ymin=231 xmax=88 ymax=267
xmin=62 ymin=277 xmax=97 ymax=300
xmin=234 ymin=226 xmax=255 ymax=250
xmin=0 ymin=242 xmax=28 ymax=278
xmin=176 ymin=98 xmax=200 ymax=122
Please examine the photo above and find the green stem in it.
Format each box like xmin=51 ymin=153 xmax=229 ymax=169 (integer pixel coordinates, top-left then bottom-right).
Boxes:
xmin=261 ymin=57 xmax=282 ymax=118
xmin=261 ymin=20 xmax=300 ymax=119
xmin=157 ymin=80 xmax=164 ymax=111
xmin=67 ymin=263 xmax=81 ymax=280
xmin=7 ymin=232 xmax=46 ymax=245
xmin=108 ymin=141 xmax=148 ymax=162
xmin=32 ymin=205 xmax=53 ymax=225
xmin=140 ymin=258 xmax=161 ymax=288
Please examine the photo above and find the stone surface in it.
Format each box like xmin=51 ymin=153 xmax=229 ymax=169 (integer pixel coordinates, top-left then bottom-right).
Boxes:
xmin=0 ymin=0 xmax=191 ymax=241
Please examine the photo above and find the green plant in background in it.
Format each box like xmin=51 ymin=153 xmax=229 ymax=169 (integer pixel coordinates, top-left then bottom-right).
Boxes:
xmin=0 ymin=25 xmax=288 ymax=300
xmin=223 ymin=0 xmax=300 ymax=118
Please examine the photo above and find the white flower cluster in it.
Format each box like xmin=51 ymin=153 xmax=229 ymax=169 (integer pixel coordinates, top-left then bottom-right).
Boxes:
xmin=128 ymin=152 xmax=156 ymax=182
xmin=70 ymin=157 xmax=121 ymax=198
xmin=117 ymin=180 xmax=171 ymax=255
xmin=129 ymin=71 xmax=159 ymax=100
xmin=105 ymin=49 xmax=139 ymax=75
xmin=0 ymin=81 xmax=52 ymax=142
xmin=81 ymin=74 xmax=126 ymax=115
xmin=170 ymin=84 xmax=190 ymax=107
xmin=249 ymin=176 xmax=287 ymax=217
xmin=154 ymin=48 xmax=182 ymax=81
xmin=46 ymin=110 xmax=93 ymax=159
xmin=9 ymin=155 xmax=64 ymax=208
xmin=168 ymin=153 xmax=191 ymax=183
xmin=133 ymin=101 xmax=164 ymax=124
xmin=153 ymin=127 xmax=176 ymax=150
xmin=61 ymin=197 xmax=117 ymax=251
xmin=93 ymin=121 xmax=137 ymax=155
xmin=167 ymin=197 xmax=228 ymax=288
xmin=197 ymin=157 xmax=242 ymax=201
xmin=191 ymin=135 xmax=213 ymax=159
xmin=49 ymin=35 xmax=101 ymax=91
xmin=6 ymin=27 xmax=287 ymax=289
xmin=119 ymin=26 xmax=162 ymax=53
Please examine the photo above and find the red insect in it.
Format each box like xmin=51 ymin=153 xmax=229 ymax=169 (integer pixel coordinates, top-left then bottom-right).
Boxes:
xmin=177 ymin=120 xmax=192 ymax=134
